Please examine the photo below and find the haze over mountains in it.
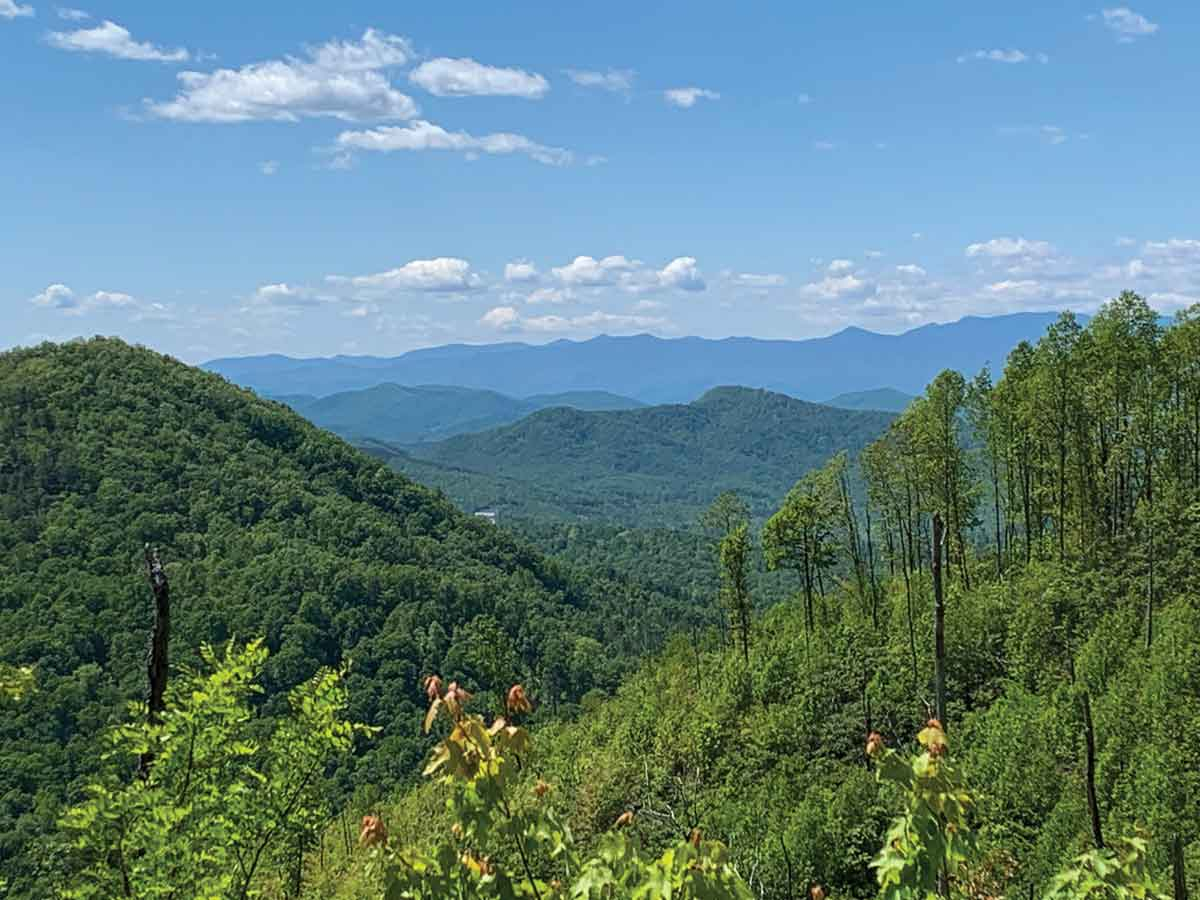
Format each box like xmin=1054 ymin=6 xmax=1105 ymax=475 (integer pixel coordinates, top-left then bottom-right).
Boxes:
xmin=282 ymin=384 xmax=643 ymax=444
xmin=205 ymin=312 xmax=1064 ymax=403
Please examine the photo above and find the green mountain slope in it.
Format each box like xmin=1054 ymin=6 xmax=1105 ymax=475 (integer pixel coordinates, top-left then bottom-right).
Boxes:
xmin=823 ymin=387 xmax=916 ymax=412
xmin=0 ymin=339 xmax=689 ymax=894
xmin=282 ymin=383 xmax=644 ymax=444
xmin=404 ymin=386 xmax=895 ymax=523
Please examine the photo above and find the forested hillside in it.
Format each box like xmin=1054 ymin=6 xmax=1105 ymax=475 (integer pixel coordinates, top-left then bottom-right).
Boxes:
xmin=823 ymin=388 xmax=916 ymax=412
xmin=403 ymin=387 xmax=894 ymax=523
xmin=0 ymin=339 xmax=697 ymax=895
xmin=307 ymin=293 xmax=1200 ymax=899
xmin=279 ymin=383 xmax=643 ymax=445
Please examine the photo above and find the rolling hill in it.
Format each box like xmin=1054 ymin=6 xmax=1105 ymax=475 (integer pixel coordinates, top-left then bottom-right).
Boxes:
xmin=823 ymin=387 xmax=916 ymax=412
xmin=400 ymin=386 xmax=895 ymax=523
xmin=0 ymin=338 xmax=687 ymax=894
xmin=205 ymin=312 xmax=1065 ymax=403
xmin=279 ymin=383 xmax=643 ymax=444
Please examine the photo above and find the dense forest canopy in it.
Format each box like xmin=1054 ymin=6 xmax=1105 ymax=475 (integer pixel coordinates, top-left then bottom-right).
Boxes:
xmin=398 ymin=387 xmax=894 ymax=525
xmin=3 ymin=292 xmax=1200 ymax=899
xmin=0 ymin=338 xmax=701 ymax=895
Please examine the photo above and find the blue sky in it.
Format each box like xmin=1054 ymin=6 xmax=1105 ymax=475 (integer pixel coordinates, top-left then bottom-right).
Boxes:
xmin=2 ymin=1 xmax=1198 ymax=361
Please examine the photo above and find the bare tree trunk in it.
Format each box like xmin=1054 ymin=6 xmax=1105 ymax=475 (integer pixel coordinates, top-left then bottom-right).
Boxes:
xmin=139 ymin=545 xmax=170 ymax=779
xmin=1172 ymin=834 xmax=1188 ymax=900
xmin=933 ymin=514 xmax=947 ymax=727
xmin=1082 ymin=690 xmax=1105 ymax=850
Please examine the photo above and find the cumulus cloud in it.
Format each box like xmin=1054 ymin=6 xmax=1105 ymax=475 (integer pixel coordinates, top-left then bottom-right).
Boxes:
xmin=328 ymin=257 xmax=483 ymax=294
xmin=146 ymin=28 xmax=416 ymax=122
xmin=896 ymin=264 xmax=927 ymax=277
xmin=29 ymin=283 xmax=77 ymax=310
xmin=409 ymin=57 xmax=549 ymax=98
xmin=552 ymin=255 xmax=638 ymax=287
xmin=56 ymin=6 xmax=88 ymax=19
xmin=956 ymin=49 xmax=1047 ymax=64
xmin=335 ymin=120 xmax=573 ymax=166
xmin=663 ymin=87 xmax=719 ymax=108
xmin=250 ymin=283 xmax=332 ymax=308
xmin=480 ymin=305 xmax=665 ymax=333
xmin=480 ymin=306 xmax=520 ymax=329
xmin=966 ymin=237 xmax=1056 ymax=259
xmin=827 ymin=259 xmax=854 ymax=274
xmin=657 ymin=256 xmax=705 ymax=292
xmin=504 ymin=260 xmax=539 ymax=283
xmin=1101 ymin=7 xmax=1158 ymax=41
xmin=799 ymin=274 xmax=877 ymax=302
xmin=29 ymin=284 xmax=166 ymax=317
xmin=1 ymin=0 xmax=34 ymax=17
xmin=47 ymin=19 xmax=189 ymax=61
xmin=565 ymin=68 xmax=635 ymax=92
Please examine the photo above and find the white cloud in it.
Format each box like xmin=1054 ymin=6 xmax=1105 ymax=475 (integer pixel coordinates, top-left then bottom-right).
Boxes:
xmin=1101 ymin=7 xmax=1158 ymax=41
xmin=409 ymin=57 xmax=549 ymax=98
xmin=0 ymin=0 xmax=34 ymax=18
xmin=147 ymin=28 xmax=416 ymax=122
xmin=896 ymin=264 xmax=927 ymax=277
xmin=797 ymin=92 xmax=813 ymax=104
xmin=1148 ymin=292 xmax=1199 ymax=311
xmin=864 ymin=249 xmax=884 ymax=259
xmin=29 ymin=284 xmax=166 ymax=317
xmin=827 ymin=259 xmax=854 ymax=274
xmin=566 ymin=68 xmax=635 ymax=92
xmin=329 ymin=257 xmax=483 ymax=294
xmin=47 ymin=19 xmax=188 ymax=61
xmin=799 ymin=274 xmax=877 ymax=302
xmin=89 ymin=290 xmax=138 ymax=309
xmin=335 ymin=120 xmax=572 ymax=166
xmin=56 ymin=6 xmax=88 ymax=19
xmin=728 ymin=272 xmax=787 ymax=288
xmin=657 ymin=256 xmax=705 ymax=292
xmin=481 ymin=306 xmax=666 ymax=333
xmin=526 ymin=287 xmax=574 ymax=305
xmin=1115 ymin=236 xmax=1138 ymax=247
xmin=29 ymin=284 xmax=77 ymax=310
xmin=663 ymin=87 xmax=719 ymax=108
xmin=956 ymin=49 xmax=1046 ymax=64
xmin=1144 ymin=238 xmax=1200 ymax=261
xmin=504 ymin=260 xmax=539 ymax=283
xmin=259 ymin=160 xmax=279 ymax=176
xmin=966 ymin=237 xmax=1055 ymax=259
xmin=813 ymin=140 xmax=837 ymax=151
xmin=552 ymin=255 xmax=638 ymax=286
xmin=252 ymin=283 xmax=330 ymax=307
xmin=480 ymin=306 xmax=520 ymax=329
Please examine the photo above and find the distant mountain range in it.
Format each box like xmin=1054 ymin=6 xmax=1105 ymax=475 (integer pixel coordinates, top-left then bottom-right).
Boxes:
xmin=823 ymin=387 xmax=916 ymax=412
xmin=205 ymin=312 xmax=1067 ymax=404
xmin=276 ymin=383 xmax=643 ymax=444
xmin=379 ymin=385 xmax=895 ymax=524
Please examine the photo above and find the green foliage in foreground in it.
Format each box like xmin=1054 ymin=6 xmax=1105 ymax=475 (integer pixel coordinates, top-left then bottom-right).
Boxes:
xmin=59 ymin=641 xmax=368 ymax=899
xmin=356 ymin=520 xmax=1200 ymax=900
xmin=60 ymin=639 xmax=1166 ymax=900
